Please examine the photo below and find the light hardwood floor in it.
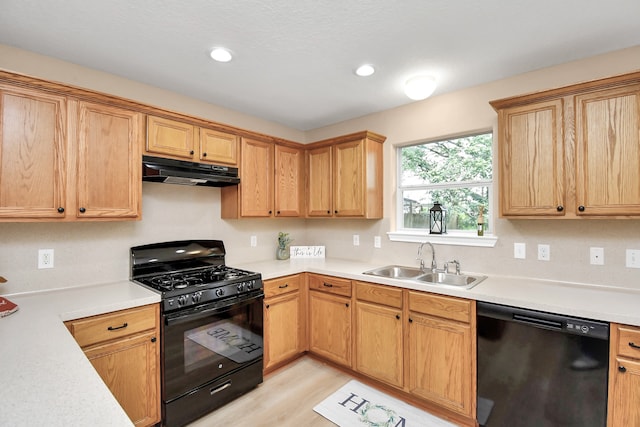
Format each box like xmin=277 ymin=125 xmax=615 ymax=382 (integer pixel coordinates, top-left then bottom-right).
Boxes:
xmin=187 ymin=357 xmax=350 ymax=426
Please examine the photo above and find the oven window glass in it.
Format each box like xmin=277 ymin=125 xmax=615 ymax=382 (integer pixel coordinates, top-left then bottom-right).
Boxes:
xmin=163 ymin=297 xmax=263 ymax=400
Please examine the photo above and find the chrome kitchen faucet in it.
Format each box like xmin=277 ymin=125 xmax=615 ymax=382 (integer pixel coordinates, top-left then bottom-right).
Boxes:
xmin=417 ymin=241 xmax=437 ymax=273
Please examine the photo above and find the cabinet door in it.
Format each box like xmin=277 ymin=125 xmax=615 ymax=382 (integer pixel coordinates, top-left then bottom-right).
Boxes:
xmin=355 ymin=301 xmax=403 ymax=387
xmin=274 ymin=144 xmax=303 ymax=217
xmin=146 ymin=115 xmax=196 ymax=160
xmin=408 ymin=312 xmax=473 ymax=416
xmin=75 ymin=101 xmax=142 ymax=219
xmin=333 ymin=139 xmax=365 ymax=216
xmin=498 ymin=99 xmax=565 ymax=216
xmin=309 ymin=291 xmax=351 ymax=367
xmin=608 ymin=357 xmax=640 ymax=427
xmin=264 ymin=291 xmax=302 ymax=371
xmin=0 ymin=86 xmax=67 ymax=219
xmin=306 ymin=145 xmax=333 ymax=216
xmin=575 ymin=85 xmax=640 ymax=216
xmin=199 ymin=127 xmax=238 ymax=165
xmin=84 ymin=330 xmax=160 ymax=427
xmin=240 ymin=138 xmax=273 ymax=217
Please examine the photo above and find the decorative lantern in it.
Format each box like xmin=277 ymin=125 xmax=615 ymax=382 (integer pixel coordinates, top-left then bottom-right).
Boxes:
xmin=429 ymin=202 xmax=447 ymax=234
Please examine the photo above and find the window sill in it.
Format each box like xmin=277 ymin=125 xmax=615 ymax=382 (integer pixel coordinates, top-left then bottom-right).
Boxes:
xmin=387 ymin=230 xmax=498 ymax=247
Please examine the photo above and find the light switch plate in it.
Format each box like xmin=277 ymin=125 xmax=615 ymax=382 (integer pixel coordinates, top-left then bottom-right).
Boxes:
xmin=514 ymin=243 xmax=526 ymax=259
xmin=353 ymin=234 xmax=360 ymax=246
xmin=590 ymin=247 xmax=604 ymax=265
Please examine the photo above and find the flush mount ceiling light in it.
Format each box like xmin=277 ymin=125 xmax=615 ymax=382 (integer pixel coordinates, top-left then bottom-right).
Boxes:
xmin=355 ymin=64 xmax=375 ymax=77
xmin=209 ymin=47 xmax=233 ymax=62
xmin=404 ymin=75 xmax=437 ymax=100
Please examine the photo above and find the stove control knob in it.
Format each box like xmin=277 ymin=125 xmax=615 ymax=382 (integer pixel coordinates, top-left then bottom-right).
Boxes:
xmin=192 ymin=291 xmax=202 ymax=303
xmin=215 ymin=288 xmax=225 ymax=297
xmin=236 ymin=283 xmax=244 ymax=292
xmin=246 ymin=281 xmax=253 ymax=290
xmin=177 ymin=295 xmax=188 ymax=306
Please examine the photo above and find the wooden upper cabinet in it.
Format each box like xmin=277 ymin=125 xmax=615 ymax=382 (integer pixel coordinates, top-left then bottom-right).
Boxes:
xmin=199 ymin=127 xmax=239 ymax=165
xmin=146 ymin=115 xmax=196 ymax=160
xmin=305 ymin=131 xmax=385 ymax=219
xmin=491 ymin=70 xmax=640 ymax=219
xmin=74 ymin=100 xmax=142 ymax=219
xmin=497 ymin=99 xmax=565 ymax=216
xmin=575 ymin=85 xmax=640 ymax=216
xmin=0 ymin=86 xmax=67 ymax=219
xmin=306 ymin=145 xmax=333 ymax=216
xmin=146 ymin=115 xmax=239 ymax=166
xmin=274 ymin=144 xmax=303 ymax=217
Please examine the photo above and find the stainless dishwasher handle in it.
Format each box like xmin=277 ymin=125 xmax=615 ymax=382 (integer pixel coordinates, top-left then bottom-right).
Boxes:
xmin=210 ymin=380 xmax=232 ymax=395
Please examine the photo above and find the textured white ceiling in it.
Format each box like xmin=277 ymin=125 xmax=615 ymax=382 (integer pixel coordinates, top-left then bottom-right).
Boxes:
xmin=1 ymin=0 xmax=639 ymax=130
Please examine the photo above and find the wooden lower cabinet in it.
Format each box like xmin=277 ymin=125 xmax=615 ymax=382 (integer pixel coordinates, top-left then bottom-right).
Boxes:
xmin=608 ymin=323 xmax=640 ymax=426
xmin=407 ymin=291 xmax=475 ymax=419
xmin=354 ymin=282 xmax=404 ymax=388
xmin=65 ymin=304 xmax=160 ymax=427
xmin=308 ymin=276 xmax=352 ymax=367
xmin=263 ymin=274 xmax=306 ymax=372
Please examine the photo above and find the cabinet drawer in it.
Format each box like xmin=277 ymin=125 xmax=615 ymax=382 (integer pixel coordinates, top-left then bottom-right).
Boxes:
xmin=355 ymin=281 xmax=402 ymax=309
xmin=66 ymin=304 xmax=158 ymax=348
xmin=617 ymin=325 xmax=640 ymax=359
xmin=408 ymin=291 xmax=471 ymax=323
xmin=308 ymin=274 xmax=352 ymax=297
xmin=264 ymin=274 xmax=301 ymax=299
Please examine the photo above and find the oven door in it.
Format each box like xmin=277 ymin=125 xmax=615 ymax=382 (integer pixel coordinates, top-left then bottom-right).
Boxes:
xmin=162 ymin=291 xmax=264 ymax=402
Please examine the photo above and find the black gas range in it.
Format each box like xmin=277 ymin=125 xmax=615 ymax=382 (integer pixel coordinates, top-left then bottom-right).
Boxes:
xmin=130 ymin=240 xmax=264 ymax=427
xmin=131 ymin=240 xmax=263 ymax=313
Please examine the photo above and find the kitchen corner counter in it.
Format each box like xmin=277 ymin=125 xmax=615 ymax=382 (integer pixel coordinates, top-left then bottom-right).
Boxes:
xmin=0 ymin=281 xmax=160 ymax=427
xmin=240 ymin=258 xmax=640 ymax=327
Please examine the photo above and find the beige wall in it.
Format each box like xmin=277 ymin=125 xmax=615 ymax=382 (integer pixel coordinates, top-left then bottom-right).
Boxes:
xmin=1 ymin=44 xmax=640 ymax=295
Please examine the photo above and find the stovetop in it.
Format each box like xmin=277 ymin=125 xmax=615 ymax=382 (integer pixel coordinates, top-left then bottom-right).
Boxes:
xmin=130 ymin=240 xmax=263 ymax=312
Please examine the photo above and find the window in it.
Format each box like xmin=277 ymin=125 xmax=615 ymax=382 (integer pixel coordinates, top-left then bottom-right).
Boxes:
xmin=395 ymin=132 xmax=493 ymax=243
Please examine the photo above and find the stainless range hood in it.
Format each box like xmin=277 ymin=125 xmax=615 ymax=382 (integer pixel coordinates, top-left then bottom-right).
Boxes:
xmin=142 ymin=155 xmax=240 ymax=187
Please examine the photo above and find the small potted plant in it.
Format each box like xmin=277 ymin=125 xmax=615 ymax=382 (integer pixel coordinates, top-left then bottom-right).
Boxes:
xmin=277 ymin=232 xmax=293 ymax=260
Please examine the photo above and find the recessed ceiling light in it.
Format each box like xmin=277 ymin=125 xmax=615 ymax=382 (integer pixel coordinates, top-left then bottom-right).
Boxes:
xmin=210 ymin=47 xmax=233 ymax=63
xmin=355 ymin=64 xmax=375 ymax=77
xmin=404 ymin=75 xmax=437 ymax=100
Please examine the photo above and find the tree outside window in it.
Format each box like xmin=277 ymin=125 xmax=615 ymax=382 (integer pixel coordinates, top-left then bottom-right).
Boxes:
xmin=399 ymin=133 xmax=492 ymax=233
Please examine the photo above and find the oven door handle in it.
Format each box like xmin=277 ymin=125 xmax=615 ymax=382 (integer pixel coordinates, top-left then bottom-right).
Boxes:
xmin=165 ymin=292 xmax=264 ymax=326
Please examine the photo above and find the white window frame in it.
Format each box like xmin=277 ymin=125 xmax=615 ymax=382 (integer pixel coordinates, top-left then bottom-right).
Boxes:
xmin=387 ymin=132 xmax=497 ymax=248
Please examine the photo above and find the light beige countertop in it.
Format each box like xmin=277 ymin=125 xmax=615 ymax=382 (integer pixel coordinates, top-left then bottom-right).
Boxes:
xmin=239 ymin=258 xmax=640 ymax=327
xmin=0 ymin=281 xmax=160 ymax=427
xmin=3 ymin=258 xmax=639 ymax=426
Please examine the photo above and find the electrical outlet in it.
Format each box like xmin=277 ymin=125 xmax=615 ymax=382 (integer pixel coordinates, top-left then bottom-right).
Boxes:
xmin=626 ymin=249 xmax=640 ymax=268
xmin=374 ymin=236 xmax=381 ymax=248
xmin=537 ymin=244 xmax=550 ymax=261
xmin=38 ymin=249 xmax=54 ymax=269
xmin=590 ymin=247 xmax=604 ymax=265
xmin=250 ymin=236 xmax=257 ymax=247
xmin=514 ymin=243 xmax=526 ymax=259
xmin=353 ymin=234 xmax=360 ymax=246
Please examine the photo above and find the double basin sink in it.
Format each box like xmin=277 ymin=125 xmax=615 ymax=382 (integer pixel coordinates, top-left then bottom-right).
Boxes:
xmin=362 ymin=265 xmax=486 ymax=290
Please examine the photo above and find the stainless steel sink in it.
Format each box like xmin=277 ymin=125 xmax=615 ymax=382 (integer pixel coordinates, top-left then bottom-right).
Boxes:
xmin=414 ymin=272 xmax=487 ymax=289
xmin=362 ymin=265 xmax=424 ymax=279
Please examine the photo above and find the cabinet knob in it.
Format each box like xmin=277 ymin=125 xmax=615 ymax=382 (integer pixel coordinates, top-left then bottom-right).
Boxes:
xmin=409 ymin=318 xmax=413 ymax=323
xmin=79 ymin=207 xmax=86 ymax=213
xmin=203 ymin=152 xmax=207 ymax=157
xmin=619 ymin=365 xmax=627 ymax=373
xmin=190 ymin=150 xmax=195 ymax=155
xmin=269 ymin=210 xmax=273 ymax=214
xmin=578 ymin=205 xmax=585 ymax=212
xmin=396 ymin=314 xmax=400 ymax=320
xmin=327 ymin=210 xmax=331 ymax=214
xmin=276 ymin=210 xmax=281 ymax=215
xmin=265 ymin=304 xmax=270 ymax=309
xmin=556 ymin=205 xmax=564 ymax=212
xmin=345 ymin=303 xmax=349 ymax=308
xmin=57 ymin=207 xmax=65 ymax=213
xmin=334 ymin=210 xmax=338 ymax=214
xmin=151 ymin=337 xmax=157 ymax=343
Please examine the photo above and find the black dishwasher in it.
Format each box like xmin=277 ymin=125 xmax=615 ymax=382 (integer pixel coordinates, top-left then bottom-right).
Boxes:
xmin=477 ymin=302 xmax=609 ymax=427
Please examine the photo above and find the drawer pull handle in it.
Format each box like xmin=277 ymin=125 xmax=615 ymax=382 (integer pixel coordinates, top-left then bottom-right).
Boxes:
xmin=210 ymin=380 xmax=232 ymax=395
xmin=107 ymin=322 xmax=128 ymax=331
xmin=323 ymin=283 xmax=333 ymax=287
xmin=279 ymin=284 xmax=289 ymax=289
xmin=619 ymin=365 xmax=627 ymax=373
xmin=629 ymin=342 xmax=640 ymax=349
